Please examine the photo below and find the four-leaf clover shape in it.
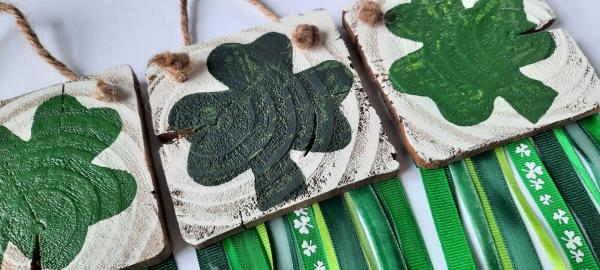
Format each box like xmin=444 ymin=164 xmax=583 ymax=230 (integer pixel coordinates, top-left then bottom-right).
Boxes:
xmin=385 ymin=0 xmax=557 ymax=126
xmin=0 ymin=95 xmax=136 ymax=269
xmin=168 ymin=32 xmax=353 ymax=210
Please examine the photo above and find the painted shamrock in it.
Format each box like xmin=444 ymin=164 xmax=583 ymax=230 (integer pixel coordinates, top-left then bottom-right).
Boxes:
xmin=385 ymin=0 xmax=557 ymax=126
xmin=0 ymin=95 xmax=136 ymax=269
xmin=168 ymin=32 xmax=353 ymax=210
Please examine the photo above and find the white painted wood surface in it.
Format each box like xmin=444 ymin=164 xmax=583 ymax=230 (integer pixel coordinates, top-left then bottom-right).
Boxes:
xmin=147 ymin=10 xmax=398 ymax=247
xmin=0 ymin=65 xmax=170 ymax=269
xmin=344 ymin=0 xmax=600 ymax=168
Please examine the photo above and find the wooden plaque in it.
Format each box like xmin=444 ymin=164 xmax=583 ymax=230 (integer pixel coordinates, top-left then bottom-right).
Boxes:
xmin=344 ymin=0 xmax=600 ymax=168
xmin=147 ymin=10 xmax=398 ymax=247
xmin=0 ymin=66 xmax=169 ymax=269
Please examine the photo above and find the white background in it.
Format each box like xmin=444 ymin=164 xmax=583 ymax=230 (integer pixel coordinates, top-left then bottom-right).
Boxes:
xmin=1 ymin=1 xmax=599 ymax=269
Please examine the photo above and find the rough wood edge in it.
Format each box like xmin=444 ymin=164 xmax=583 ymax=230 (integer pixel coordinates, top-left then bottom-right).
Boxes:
xmin=342 ymin=10 xmax=600 ymax=169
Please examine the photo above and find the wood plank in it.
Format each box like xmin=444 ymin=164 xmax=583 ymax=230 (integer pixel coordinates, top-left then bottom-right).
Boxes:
xmin=147 ymin=10 xmax=398 ymax=247
xmin=344 ymin=0 xmax=600 ymax=168
xmin=0 ymin=65 xmax=170 ymax=269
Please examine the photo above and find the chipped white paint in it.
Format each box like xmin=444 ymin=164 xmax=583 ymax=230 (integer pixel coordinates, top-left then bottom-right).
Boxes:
xmin=344 ymin=0 xmax=600 ymax=167
xmin=0 ymin=65 xmax=169 ymax=269
xmin=147 ymin=10 xmax=398 ymax=246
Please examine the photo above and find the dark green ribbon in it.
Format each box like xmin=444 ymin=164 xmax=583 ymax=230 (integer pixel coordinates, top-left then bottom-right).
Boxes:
xmin=420 ymin=167 xmax=477 ymax=269
xmin=471 ymin=151 xmax=542 ymax=269
xmin=319 ymin=195 xmax=368 ymax=270
xmin=147 ymin=255 xmax=177 ymax=270
xmin=372 ymin=177 xmax=433 ymax=269
xmin=533 ymin=131 xmax=600 ymax=260
xmin=196 ymin=242 xmax=230 ymax=270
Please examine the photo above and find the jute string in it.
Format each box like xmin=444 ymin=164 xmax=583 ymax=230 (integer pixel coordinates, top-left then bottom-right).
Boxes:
xmin=0 ymin=2 xmax=118 ymax=101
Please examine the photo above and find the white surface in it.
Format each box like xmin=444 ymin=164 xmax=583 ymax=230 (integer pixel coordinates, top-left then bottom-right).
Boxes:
xmin=0 ymin=0 xmax=599 ymax=269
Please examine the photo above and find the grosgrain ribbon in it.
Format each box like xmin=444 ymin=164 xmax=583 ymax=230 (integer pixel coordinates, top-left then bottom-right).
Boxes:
xmin=319 ymin=195 xmax=368 ymax=270
xmin=505 ymin=139 xmax=598 ymax=269
xmin=448 ymin=161 xmax=504 ymax=269
xmin=344 ymin=186 xmax=406 ymax=269
xmin=419 ymin=167 xmax=477 ymax=269
xmin=147 ymin=256 xmax=177 ymax=270
xmin=469 ymin=153 xmax=543 ymax=269
xmin=372 ymin=177 xmax=433 ymax=270
xmin=534 ymin=131 xmax=600 ymax=262
xmin=196 ymin=242 xmax=230 ymax=270
xmin=223 ymin=227 xmax=272 ymax=270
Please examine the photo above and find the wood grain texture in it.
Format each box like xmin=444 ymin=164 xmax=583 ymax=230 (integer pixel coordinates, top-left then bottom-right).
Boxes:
xmin=344 ymin=0 xmax=600 ymax=168
xmin=0 ymin=65 xmax=169 ymax=269
xmin=147 ymin=10 xmax=398 ymax=247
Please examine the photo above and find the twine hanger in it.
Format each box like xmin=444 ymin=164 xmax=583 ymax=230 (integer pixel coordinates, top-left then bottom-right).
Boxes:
xmin=150 ymin=0 xmax=323 ymax=83
xmin=0 ymin=2 xmax=119 ymax=102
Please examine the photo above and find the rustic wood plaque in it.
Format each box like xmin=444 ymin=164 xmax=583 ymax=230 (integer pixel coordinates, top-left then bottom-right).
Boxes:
xmin=0 ymin=65 xmax=169 ymax=269
xmin=147 ymin=10 xmax=398 ymax=247
xmin=344 ymin=0 xmax=600 ymax=168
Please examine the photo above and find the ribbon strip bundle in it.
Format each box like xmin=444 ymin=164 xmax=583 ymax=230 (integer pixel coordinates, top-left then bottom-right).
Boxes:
xmin=186 ymin=113 xmax=600 ymax=270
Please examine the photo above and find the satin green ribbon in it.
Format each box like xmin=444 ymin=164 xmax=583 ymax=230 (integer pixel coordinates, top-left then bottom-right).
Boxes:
xmin=419 ymin=167 xmax=477 ymax=270
xmin=266 ymin=217 xmax=298 ymax=270
xmin=579 ymin=114 xmax=600 ymax=148
xmin=506 ymin=139 xmax=599 ymax=269
xmin=493 ymin=148 xmax=566 ymax=269
xmin=286 ymin=206 xmax=330 ymax=270
xmin=223 ymin=227 xmax=272 ymax=270
xmin=470 ymin=152 xmax=543 ymax=269
xmin=196 ymin=242 xmax=230 ymax=270
xmin=313 ymin=204 xmax=341 ymax=270
xmin=344 ymin=186 xmax=406 ymax=270
xmin=554 ymin=128 xmax=600 ymax=208
xmin=448 ymin=161 xmax=504 ymax=269
xmin=372 ymin=177 xmax=433 ymax=270
xmin=319 ymin=195 xmax=368 ymax=270
xmin=565 ymin=123 xmax=600 ymax=188
xmin=147 ymin=255 xmax=177 ymax=270
xmin=533 ymin=131 xmax=600 ymax=262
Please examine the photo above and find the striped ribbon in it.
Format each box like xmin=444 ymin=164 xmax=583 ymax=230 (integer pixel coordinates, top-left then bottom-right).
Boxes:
xmin=344 ymin=186 xmax=406 ymax=269
xmin=448 ymin=161 xmax=504 ymax=269
xmin=286 ymin=205 xmax=331 ymax=270
xmin=506 ymin=138 xmax=599 ymax=269
xmin=223 ymin=226 xmax=272 ymax=270
xmin=533 ymin=131 xmax=600 ymax=261
xmin=196 ymin=242 xmax=230 ymax=270
xmin=266 ymin=217 xmax=299 ymax=270
xmin=319 ymin=195 xmax=368 ymax=270
xmin=419 ymin=167 xmax=477 ymax=269
xmin=470 ymin=152 xmax=543 ymax=269
xmin=372 ymin=177 xmax=433 ymax=269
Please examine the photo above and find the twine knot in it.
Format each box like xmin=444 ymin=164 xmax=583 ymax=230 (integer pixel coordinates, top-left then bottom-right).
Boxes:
xmin=292 ymin=24 xmax=321 ymax=49
xmin=359 ymin=1 xmax=384 ymax=26
xmin=95 ymin=79 xmax=119 ymax=102
xmin=150 ymin=51 xmax=191 ymax=83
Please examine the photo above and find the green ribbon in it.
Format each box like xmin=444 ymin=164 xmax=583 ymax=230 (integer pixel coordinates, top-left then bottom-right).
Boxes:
xmin=312 ymin=204 xmax=341 ymax=270
xmin=147 ymin=255 xmax=177 ymax=270
xmin=533 ymin=131 xmax=600 ymax=261
xmin=319 ymin=195 xmax=368 ymax=270
xmin=223 ymin=227 xmax=272 ymax=270
xmin=286 ymin=206 xmax=330 ymax=270
xmin=579 ymin=114 xmax=600 ymax=148
xmin=447 ymin=161 xmax=504 ymax=269
xmin=565 ymin=123 xmax=600 ymax=188
xmin=344 ymin=186 xmax=406 ymax=270
xmin=506 ymin=139 xmax=599 ymax=269
xmin=493 ymin=148 xmax=567 ymax=269
xmin=196 ymin=242 xmax=230 ymax=270
xmin=554 ymin=128 xmax=600 ymax=207
xmin=419 ymin=167 xmax=477 ymax=270
xmin=266 ymin=217 xmax=298 ymax=270
xmin=372 ymin=177 xmax=433 ymax=269
xmin=470 ymin=152 xmax=543 ymax=269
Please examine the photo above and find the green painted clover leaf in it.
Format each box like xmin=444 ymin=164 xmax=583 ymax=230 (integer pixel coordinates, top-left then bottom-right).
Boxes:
xmin=385 ymin=0 xmax=557 ymax=126
xmin=168 ymin=32 xmax=353 ymax=210
xmin=0 ymin=95 xmax=136 ymax=269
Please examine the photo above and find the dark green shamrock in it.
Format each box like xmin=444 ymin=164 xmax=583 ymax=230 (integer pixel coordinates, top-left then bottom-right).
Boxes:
xmin=168 ymin=32 xmax=353 ymax=210
xmin=0 ymin=95 xmax=136 ymax=269
xmin=385 ymin=0 xmax=557 ymax=126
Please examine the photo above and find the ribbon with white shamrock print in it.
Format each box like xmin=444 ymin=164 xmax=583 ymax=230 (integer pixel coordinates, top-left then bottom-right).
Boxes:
xmin=506 ymin=138 xmax=599 ymax=269
xmin=534 ymin=130 xmax=600 ymax=263
xmin=419 ymin=168 xmax=477 ymax=270
xmin=286 ymin=206 xmax=332 ymax=270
